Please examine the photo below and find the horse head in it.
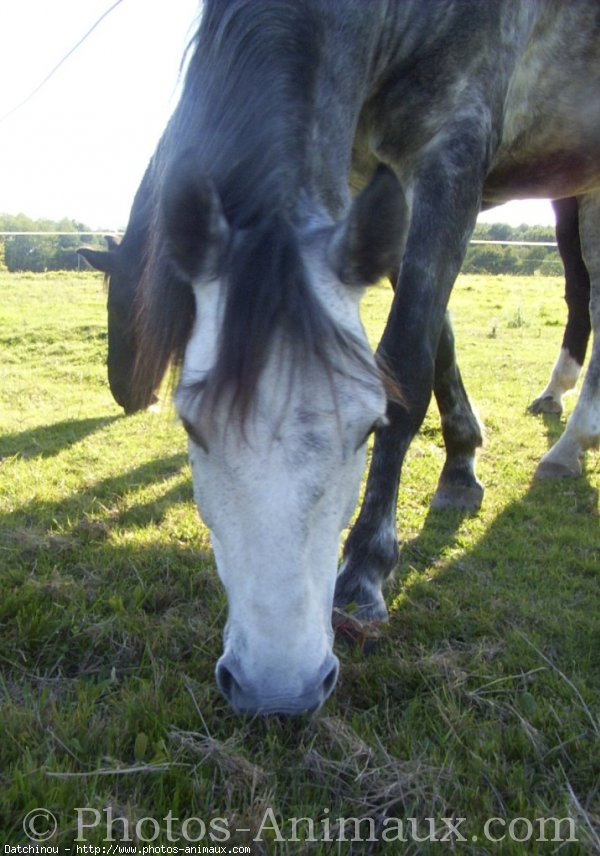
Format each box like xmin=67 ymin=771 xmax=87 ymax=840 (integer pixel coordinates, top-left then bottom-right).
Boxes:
xmin=79 ymin=236 xmax=158 ymax=414
xmin=152 ymin=162 xmax=407 ymax=715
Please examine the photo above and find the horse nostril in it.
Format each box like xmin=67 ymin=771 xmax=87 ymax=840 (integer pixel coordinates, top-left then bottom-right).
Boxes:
xmin=215 ymin=661 xmax=241 ymax=703
xmin=216 ymin=654 xmax=339 ymax=715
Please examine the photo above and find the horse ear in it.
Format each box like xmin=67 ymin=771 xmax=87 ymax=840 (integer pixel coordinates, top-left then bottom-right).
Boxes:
xmin=161 ymin=159 xmax=230 ymax=280
xmin=330 ymin=165 xmax=408 ymax=286
xmin=77 ymin=247 xmax=117 ymax=274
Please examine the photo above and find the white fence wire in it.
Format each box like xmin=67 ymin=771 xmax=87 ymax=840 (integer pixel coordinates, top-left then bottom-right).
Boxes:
xmin=0 ymin=232 xmax=563 ymax=275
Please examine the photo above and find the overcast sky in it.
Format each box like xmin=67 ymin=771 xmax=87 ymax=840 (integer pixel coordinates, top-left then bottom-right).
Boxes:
xmin=0 ymin=1 xmax=554 ymax=231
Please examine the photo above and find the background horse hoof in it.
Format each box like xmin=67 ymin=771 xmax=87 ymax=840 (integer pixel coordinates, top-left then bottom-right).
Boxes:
xmin=528 ymin=395 xmax=562 ymax=416
xmin=333 ymin=580 xmax=389 ymax=625
xmin=534 ymin=459 xmax=581 ymax=480
xmin=431 ymin=481 xmax=484 ymax=511
xmin=332 ymin=608 xmax=387 ymax=652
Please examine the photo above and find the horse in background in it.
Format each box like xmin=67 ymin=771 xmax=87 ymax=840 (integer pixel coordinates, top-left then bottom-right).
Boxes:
xmin=529 ymin=197 xmax=592 ymax=417
xmin=78 ymin=158 xmax=169 ymax=414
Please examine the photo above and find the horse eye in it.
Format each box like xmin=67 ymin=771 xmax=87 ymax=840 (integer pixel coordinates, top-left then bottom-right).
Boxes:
xmin=356 ymin=416 xmax=389 ymax=450
xmin=181 ymin=417 xmax=209 ymax=453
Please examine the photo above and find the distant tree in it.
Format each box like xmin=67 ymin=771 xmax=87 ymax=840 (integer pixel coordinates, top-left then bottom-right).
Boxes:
xmin=488 ymin=222 xmax=513 ymax=242
xmin=0 ymin=213 xmax=105 ymax=271
xmin=515 ymin=223 xmax=555 ymax=243
xmin=514 ymin=245 xmax=554 ymax=275
xmin=463 ymin=245 xmax=508 ymax=274
xmin=463 ymin=220 xmax=560 ymax=275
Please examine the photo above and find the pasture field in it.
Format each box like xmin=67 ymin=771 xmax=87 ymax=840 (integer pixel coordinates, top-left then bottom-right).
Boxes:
xmin=0 ymin=270 xmax=598 ymax=854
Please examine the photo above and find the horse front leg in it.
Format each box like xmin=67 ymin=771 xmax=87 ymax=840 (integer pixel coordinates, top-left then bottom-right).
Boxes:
xmin=334 ymin=395 xmax=417 ymax=622
xmin=335 ymin=145 xmax=486 ymax=621
xmin=536 ymin=192 xmax=600 ymax=478
xmin=334 ymin=312 xmax=483 ymax=622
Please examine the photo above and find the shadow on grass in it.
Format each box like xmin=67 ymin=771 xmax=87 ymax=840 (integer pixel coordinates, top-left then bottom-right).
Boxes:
xmin=395 ymin=403 xmax=597 ymax=594
xmin=0 ymin=415 xmax=121 ymax=461
xmin=0 ymin=450 xmax=190 ymax=535
xmin=0 ymin=442 xmax=217 ymax=682
xmin=396 ymin=503 xmax=475 ymax=579
xmin=539 ymin=409 xmax=569 ymax=447
xmin=393 ymin=450 xmax=597 ymax=613
xmin=334 ymin=467 xmax=599 ymax=849
xmin=340 ymin=462 xmax=599 ymax=781
xmin=381 ymin=459 xmax=599 ymax=693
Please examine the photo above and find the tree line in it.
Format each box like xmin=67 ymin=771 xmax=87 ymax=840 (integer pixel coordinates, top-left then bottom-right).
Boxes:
xmin=0 ymin=214 xmax=108 ymax=273
xmin=0 ymin=213 xmax=560 ymax=276
xmin=463 ymin=221 xmax=561 ymax=276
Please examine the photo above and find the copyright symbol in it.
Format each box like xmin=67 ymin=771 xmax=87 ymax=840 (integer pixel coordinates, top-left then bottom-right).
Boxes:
xmin=23 ymin=808 xmax=58 ymax=841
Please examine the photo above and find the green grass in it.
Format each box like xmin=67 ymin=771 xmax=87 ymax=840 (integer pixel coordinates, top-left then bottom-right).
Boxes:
xmin=1 ymin=271 xmax=598 ymax=854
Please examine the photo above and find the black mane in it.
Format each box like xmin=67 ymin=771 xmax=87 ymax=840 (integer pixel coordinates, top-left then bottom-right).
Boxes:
xmin=200 ymin=214 xmax=379 ymax=423
xmin=171 ymin=0 xmax=322 ymax=226
xmin=135 ymin=0 xmax=379 ymax=421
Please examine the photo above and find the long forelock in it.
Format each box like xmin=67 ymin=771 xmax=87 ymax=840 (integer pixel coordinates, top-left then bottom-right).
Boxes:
xmin=188 ymin=216 xmax=382 ymax=427
xmin=134 ymin=0 xmax=387 ymax=418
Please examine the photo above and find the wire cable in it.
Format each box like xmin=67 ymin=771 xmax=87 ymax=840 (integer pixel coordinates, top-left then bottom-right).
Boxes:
xmin=0 ymin=0 xmax=125 ymax=124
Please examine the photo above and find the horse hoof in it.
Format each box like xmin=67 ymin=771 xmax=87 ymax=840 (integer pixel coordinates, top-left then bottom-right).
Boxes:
xmin=332 ymin=608 xmax=387 ymax=651
xmin=333 ymin=583 xmax=389 ymax=624
xmin=528 ymin=396 xmax=562 ymax=416
xmin=431 ymin=482 xmax=484 ymax=511
xmin=334 ymin=598 xmax=389 ymax=624
xmin=534 ymin=460 xmax=581 ymax=480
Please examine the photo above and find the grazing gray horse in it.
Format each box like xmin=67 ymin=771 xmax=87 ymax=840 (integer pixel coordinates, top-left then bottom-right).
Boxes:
xmin=114 ymin=0 xmax=599 ymax=715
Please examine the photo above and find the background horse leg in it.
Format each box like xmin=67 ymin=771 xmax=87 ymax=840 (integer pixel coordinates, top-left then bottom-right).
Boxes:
xmin=536 ymin=192 xmax=600 ymax=478
xmin=381 ymin=268 xmax=483 ymax=510
xmin=529 ymin=197 xmax=591 ymax=416
xmin=431 ymin=312 xmax=484 ymax=509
